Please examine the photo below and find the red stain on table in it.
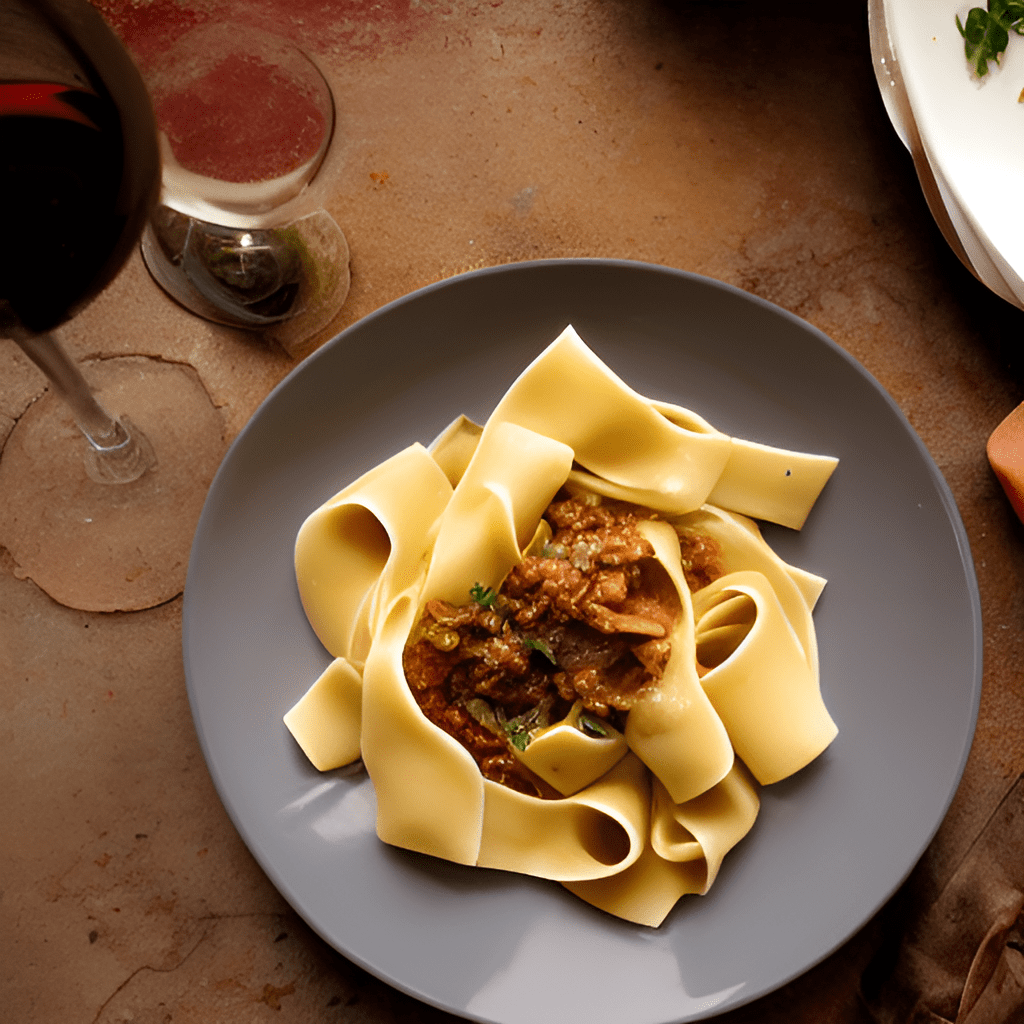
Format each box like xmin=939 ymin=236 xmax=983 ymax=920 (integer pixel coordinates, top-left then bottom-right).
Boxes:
xmin=153 ymin=51 xmax=327 ymax=182
xmin=91 ymin=0 xmax=211 ymax=70
xmin=92 ymin=0 xmax=429 ymax=63
xmin=90 ymin=0 xmax=431 ymax=183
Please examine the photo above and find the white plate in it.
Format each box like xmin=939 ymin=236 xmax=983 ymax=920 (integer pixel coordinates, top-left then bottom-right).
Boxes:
xmin=183 ymin=260 xmax=981 ymax=1023
xmin=874 ymin=0 xmax=1024 ymax=306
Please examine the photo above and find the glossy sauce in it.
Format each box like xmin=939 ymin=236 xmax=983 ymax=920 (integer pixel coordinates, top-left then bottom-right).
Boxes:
xmin=402 ymin=493 xmax=722 ymax=798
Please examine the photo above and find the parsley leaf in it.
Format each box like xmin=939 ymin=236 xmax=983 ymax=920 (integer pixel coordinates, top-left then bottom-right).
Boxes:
xmin=503 ymin=723 xmax=530 ymax=752
xmin=495 ymin=696 xmax=555 ymax=753
xmin=578 ymin=713 xmax=609 ymax=738
xmin=957 ymin=1 xmax=1024 ymax=77
xmin=496 ymin=707 xmax=532 ymax=750
xmin=959 ymin=7 xmax=1009 ymax=75
xmin=523 ymin=636 xmax=558 ymax=665
xmin=994 ymin=0 xmax=1024 ymax=26
xmin=469 ymin=582 xmax=496 ymax=607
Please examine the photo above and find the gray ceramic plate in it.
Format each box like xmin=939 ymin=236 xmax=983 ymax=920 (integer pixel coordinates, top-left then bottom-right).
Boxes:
xmin=183 ymin=260 xmax=982 ymax=1023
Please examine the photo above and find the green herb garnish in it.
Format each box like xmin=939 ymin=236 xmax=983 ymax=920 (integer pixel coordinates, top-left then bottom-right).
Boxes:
xmin=523 ymin=636 xmax=558 ymax=665
xmin=578 ymin=713 xmax=609 ymax=738
xmin=540 ymin=541 xmax=570 ymax=560
xmin=957 ymin=0 xmax=1024 ymax=78
xmin=503 ymin=723 xmax=530 ymax=752
xmin=496 ymin=696 xmax=555 ymax=753
xmin=469 ymin=582 xmax=497 ymax=607
xmin=497 ymin=707 xmax=532 ymax=751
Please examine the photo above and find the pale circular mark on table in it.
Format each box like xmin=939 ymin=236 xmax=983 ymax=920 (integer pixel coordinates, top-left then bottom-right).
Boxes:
xmin=0 ymin=356 xmax=226 ymax=612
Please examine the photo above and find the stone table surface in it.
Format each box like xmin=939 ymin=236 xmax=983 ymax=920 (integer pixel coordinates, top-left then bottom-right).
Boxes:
xmin=3 ymin=2 xmax=1024 ymax=1022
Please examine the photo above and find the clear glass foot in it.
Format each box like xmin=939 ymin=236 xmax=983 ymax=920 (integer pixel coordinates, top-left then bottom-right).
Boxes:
xmin=141 ymin=206 xmax=350 ymax=346
xmin=83 ymin=414 xmax=158 ymax=485
xmin=9 ymin=328 xmax=157 ymax=484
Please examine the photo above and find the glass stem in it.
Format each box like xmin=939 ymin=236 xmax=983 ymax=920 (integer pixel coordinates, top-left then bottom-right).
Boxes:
xmin=12 ymin=331 xmax=122 ymax=447
xmin=10 ymin=330 xmax=156 ymax=483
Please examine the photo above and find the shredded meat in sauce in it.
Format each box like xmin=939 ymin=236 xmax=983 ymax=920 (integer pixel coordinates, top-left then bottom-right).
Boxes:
xmin=402 ymin=493 xmax=723 ymax=798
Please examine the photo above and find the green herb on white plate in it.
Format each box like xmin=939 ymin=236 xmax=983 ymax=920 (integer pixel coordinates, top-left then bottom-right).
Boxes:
xmin=957 ymin=0 xmax=1024 ymax=79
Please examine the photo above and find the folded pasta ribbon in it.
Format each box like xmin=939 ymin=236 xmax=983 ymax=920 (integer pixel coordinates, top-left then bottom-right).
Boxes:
xmin=294 ymin=443 xmax=452 ymax=662
xmin=693 ymin=570 xmax=838 ymax=785
xmin=624 ymin=519 xmax=735 ymax=805
xmin=482 ymin=326 xmax=733 ymax=514
xmin=422 ymin=420 xmax=573 ymax=606
xmin=430 ymin=326 xmax=838 ymax=529
xmin=563 ymin=762 xmax=760 ymax=927
xmin=288 ymin=443 xmax=453 ymax=771
xmin=674 ymin=504 xmax=825 ymax=678
xmin=514 ymin=703 xmax=630 ymax=797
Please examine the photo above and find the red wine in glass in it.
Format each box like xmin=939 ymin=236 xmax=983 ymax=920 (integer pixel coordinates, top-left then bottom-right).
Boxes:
xmin=1 ymin=0 xmax=160 ymax=482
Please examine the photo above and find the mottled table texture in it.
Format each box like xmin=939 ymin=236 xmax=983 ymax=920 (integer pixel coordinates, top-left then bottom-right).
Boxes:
xmin=3 ymin=2 xmax=1023 ymax=1022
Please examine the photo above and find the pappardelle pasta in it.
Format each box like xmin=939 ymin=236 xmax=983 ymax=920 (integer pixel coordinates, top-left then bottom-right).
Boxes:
xmin=285 ymin=325 xmax=838 ymax=926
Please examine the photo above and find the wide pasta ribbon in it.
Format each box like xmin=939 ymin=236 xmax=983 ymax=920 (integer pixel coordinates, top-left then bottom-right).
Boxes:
xmin=514 ymin=704 xmax=629 ymax=797
xmin=430 ymin=327 xmax=838 ymax=528
xmin=693 ymin=570 xmax=838 ymax=785
xmin=283 ymin=656 xmax=364 ymax=772
xmin=294 ymin=443 xmax=452 ymax=661
xmin=563 ymin=762 xmax=760 ymax=927
xmin=478 ymin=753 xmax=650 ymax=881
xmin=674 ymin=504 xmax=826 ymax=676
xmin=362 ymin=589 xmax=486 ymax=866
xmin=423 ymin=420 xmax=573 ymax=605
xmin=624 ymin=520 xmax=735 ymax=804
xmin=286 ymin=444 xmax=453 ymax=771
xmin=481 ymin=326 xmax=733 ymax=514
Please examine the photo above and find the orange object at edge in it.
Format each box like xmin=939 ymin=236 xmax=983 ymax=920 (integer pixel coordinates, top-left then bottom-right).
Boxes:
xmin=987 ymin=400 xmax=1024 ymax=525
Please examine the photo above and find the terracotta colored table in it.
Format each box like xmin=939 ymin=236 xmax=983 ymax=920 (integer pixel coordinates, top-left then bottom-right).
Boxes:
xmin=4 ymin=2 xmax=1023 ymax=1022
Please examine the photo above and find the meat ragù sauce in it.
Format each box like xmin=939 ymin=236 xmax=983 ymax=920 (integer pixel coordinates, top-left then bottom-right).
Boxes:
xmin=402 ymin=493 xmax=723 ymax=798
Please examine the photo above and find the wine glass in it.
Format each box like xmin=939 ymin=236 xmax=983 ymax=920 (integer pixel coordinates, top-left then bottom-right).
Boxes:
xmin=0 ymin=0 xmax=222 ymax=613
xmin=1 ymin=0 xmax=159 ymax=483
xmin=137 ymin=22 xmax=350 ymax=352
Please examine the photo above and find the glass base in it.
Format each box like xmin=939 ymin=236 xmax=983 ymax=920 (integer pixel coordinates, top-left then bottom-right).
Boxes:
xmin=142 ymin=206 xmax=350 ymax=348
xmin=83 ymin=413 xmax=157 ymax=485
xmin=0 ymin=356 xmax=226 ymax=612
